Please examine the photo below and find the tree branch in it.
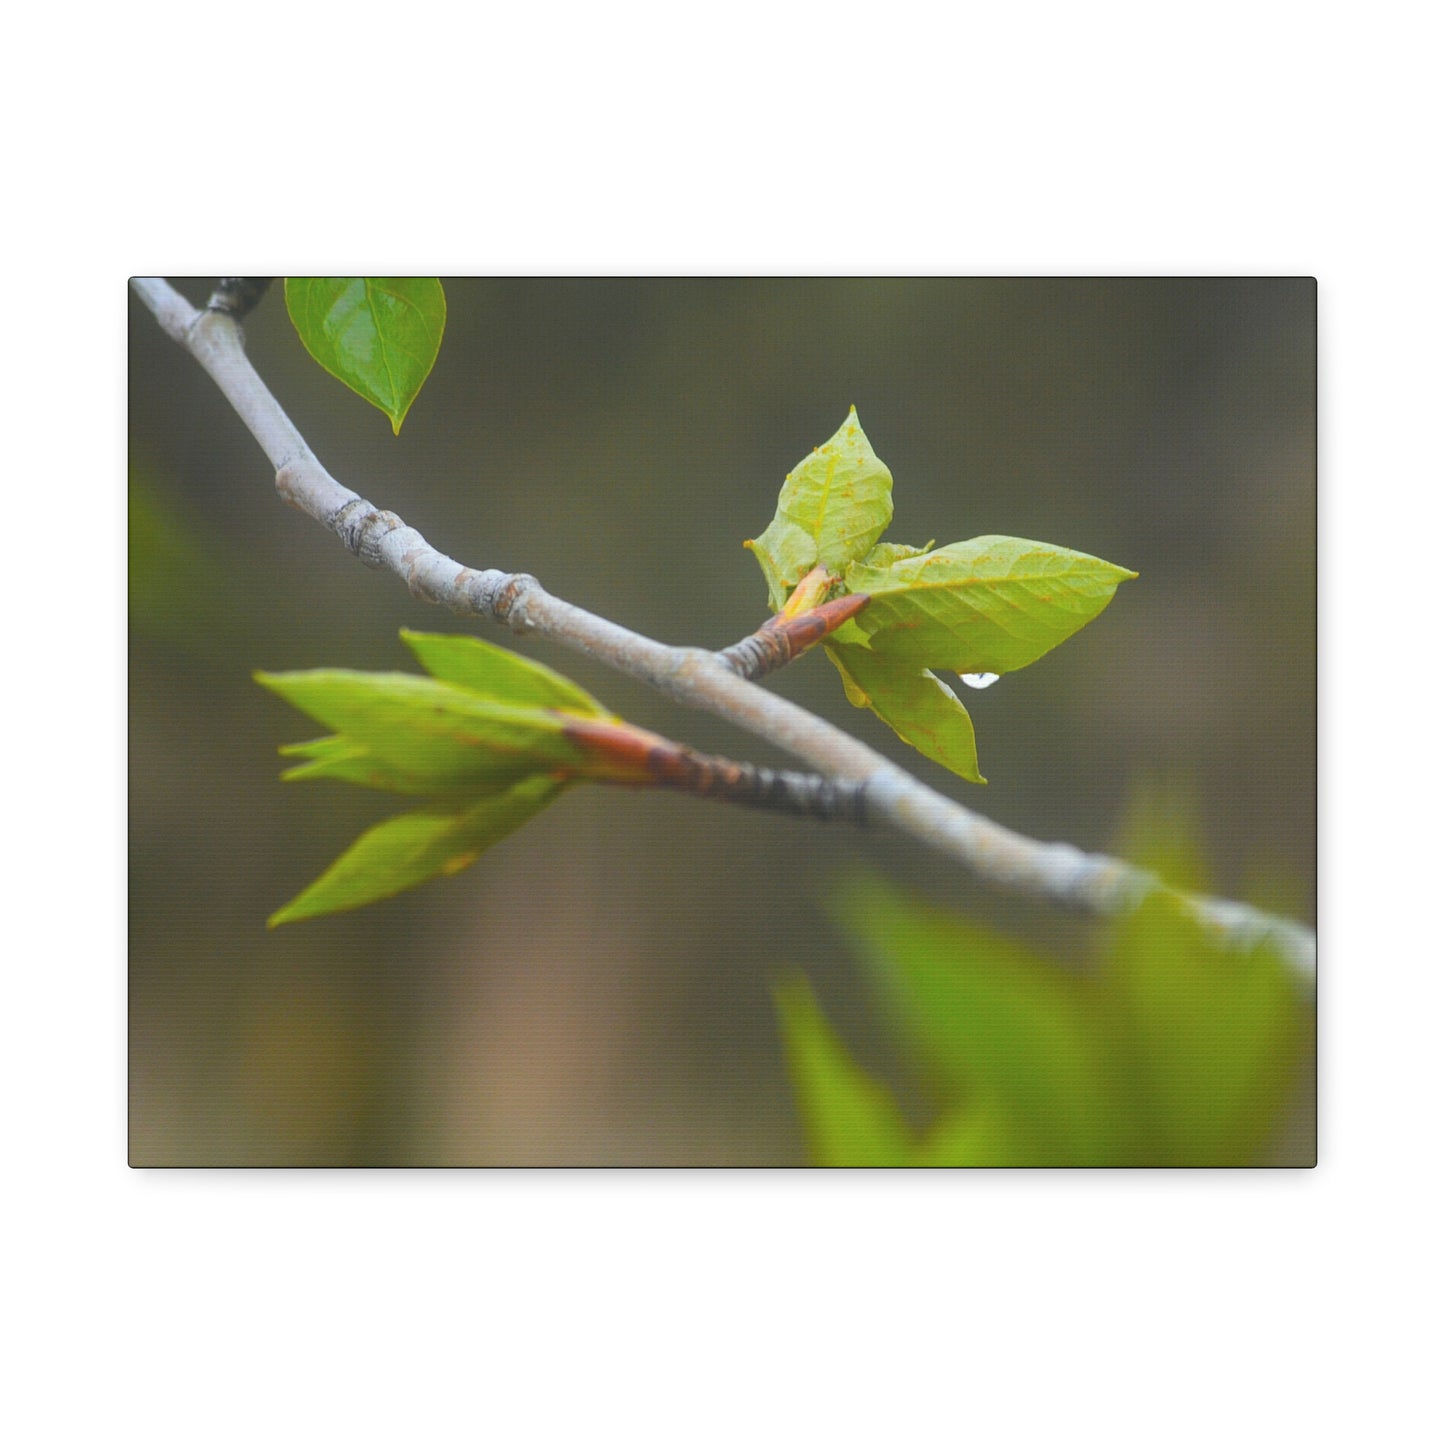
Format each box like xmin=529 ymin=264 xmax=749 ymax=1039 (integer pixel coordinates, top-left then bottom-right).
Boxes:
xmin=130 ymin=277 xmax=1317 ymax=984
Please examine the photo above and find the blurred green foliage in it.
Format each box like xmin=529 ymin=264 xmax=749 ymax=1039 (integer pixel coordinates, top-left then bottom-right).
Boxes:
xmin=775 ymin=794 xmax=1310 ymax=1167
xmin=129 ymin=470 xmax=239 ymax=657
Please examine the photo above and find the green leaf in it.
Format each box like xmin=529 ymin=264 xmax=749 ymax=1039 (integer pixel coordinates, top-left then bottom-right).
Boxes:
xmin=1102 ymin=790 xmax=1307 ymax=1165
xmin=1104 ymin=894 xmax=1306 ymax=1165
xmin=825 ymin=640 xmax=985 ymax=784
xmin=908 ymin=1098 xmax=1025 ymax=1167
xmin=255 ymin=669 xmax=583 ymax=797
xmin=844 ymin=535 xmax=1136 ymax=674
xmin=284 ymin=278 xmax=446 ymax=434
xmin=859 ymin=539 xmax=934 ymax=567
xmin=1112 ymin=777 xmax=1210 ymax=897
xmin=832 ymin=874 xmax=1142 ymax=1166
xmin=772 ymin=975 xmax=913 ymax=1167
xmin=746 ymin=407 xmax=894 ymax=610
xmin=400 ymin=630 xmax=611 ymax=717
xmin=269 ymin=775 xmax=564 ymax=925
xmin=277 ymin=734 xmax=419 ymax=793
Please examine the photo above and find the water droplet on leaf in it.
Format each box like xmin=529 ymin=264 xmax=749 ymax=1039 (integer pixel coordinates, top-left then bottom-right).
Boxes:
xmin=959 ymin=672 xmax=1000 ymax=689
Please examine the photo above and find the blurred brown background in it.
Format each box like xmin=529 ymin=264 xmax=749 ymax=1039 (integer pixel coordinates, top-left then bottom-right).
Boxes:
xmin=129 ymin=278 xmax=1315 ymax=1165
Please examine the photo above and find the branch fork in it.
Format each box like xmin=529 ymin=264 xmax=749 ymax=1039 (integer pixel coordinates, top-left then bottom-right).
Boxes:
xmin=719 ymin=570 xmax=871 ymax=679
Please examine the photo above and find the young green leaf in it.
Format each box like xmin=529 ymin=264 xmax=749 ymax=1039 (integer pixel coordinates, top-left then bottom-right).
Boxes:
xmin=825 ymin=640 xmax=985 ymax=784
xmin=255 ymin=669 xmax=585 ymax=797
xmin=844 ymin=535 xmax=1136 ymax=674
xmin=284 ymin=278 xmax=446 ymax=434
xmin=399 ymin=630 xmax=612 ymax=717
xmin=831 ymin=874 xmax=1142 ymax=1165
xmin=745 ymin=407 xmax=894 ymax=610
xmin=772 ymin=975 xmax=913 ymax=1167
xmin=268 ymin=775 xmax=565 ymax=925
xmin=859 ymin=539 xmax=934 ymax=567
xmin=277 ymin=734 xmax=429 ymax=795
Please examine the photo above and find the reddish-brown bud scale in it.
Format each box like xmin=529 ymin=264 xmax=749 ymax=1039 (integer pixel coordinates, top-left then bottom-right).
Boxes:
xmin=559 ymin=717 xmax=679 ymax=785
xmin=745 ymin=591 xmax=871 ymax=673
xmin=807 ymin=590 xmax=871 ymax=634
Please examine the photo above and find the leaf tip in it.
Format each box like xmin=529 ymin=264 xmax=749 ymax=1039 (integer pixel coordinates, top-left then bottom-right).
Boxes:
xmin=769 ymin=970 xmax=815 ymax=1018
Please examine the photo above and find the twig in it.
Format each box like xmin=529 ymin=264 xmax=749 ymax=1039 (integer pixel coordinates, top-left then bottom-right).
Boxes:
xmin=129 ymin=278 xmax=1317 ymax=985
xmin=719 ymin=592 xmax=872 ymax=679
xmin=564 ymin=718 xmax=872 ymax=823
